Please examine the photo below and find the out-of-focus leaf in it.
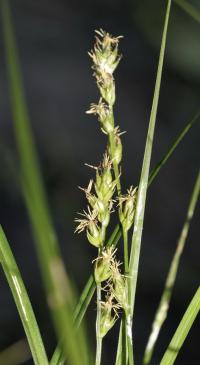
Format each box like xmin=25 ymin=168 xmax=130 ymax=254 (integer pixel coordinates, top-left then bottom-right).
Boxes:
xmin=1 ymin=1 xmax=91 ymax=364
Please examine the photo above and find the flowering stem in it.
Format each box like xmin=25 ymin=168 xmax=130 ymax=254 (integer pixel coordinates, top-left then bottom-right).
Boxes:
xmin=101 ymin=225 xmax=106 ymax=244
xmin=122 ymin=228 xmax=129 ymax=274
xmin=126 ymin=322 xmax=134 ymax=365
xmin=125 ymin=302 xmax=134 ymax=365
xmin=122 ymin=220 xmax=134 ymax=364
xmin=95 ymin=223 xmax=106 ymax=365
xmin=108 ymin=107 xmax=121 ymax=195
xmin=108 ymin=129 xmax=121 ymax=196
xmin=95 ymin=280 xmax=102 ymax=365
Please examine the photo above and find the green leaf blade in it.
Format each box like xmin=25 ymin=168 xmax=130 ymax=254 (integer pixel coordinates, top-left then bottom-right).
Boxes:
xmin=129 ymin=0 xmax=172 ymax=317
xmin=148 ymin=111 xmax=200 ymax=187
xmin=160 ymin=287 xmax=200 ymax=365
xmin=0 ymin=227 xmax=49 ymax=365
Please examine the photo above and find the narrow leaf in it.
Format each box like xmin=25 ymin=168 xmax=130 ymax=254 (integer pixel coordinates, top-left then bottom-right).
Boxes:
xmin=0 ymin=227 xmax=49 ymax=365
xmin=128 ymin=0 xmax=172 ymax=319
xmin=115 ymin=319 xmax=128 ymax=365
xmin=174 ymin=0 xmax=200 ymax=23
xmin=50 ymin=346 xmax=65 ymax=365
xmin=143 ymin=170 xmax=200 ymax=365
xmin=115 ymin=323 xmax=123 ymax=365
xmin=160 ymin=287 xmax=200 ymax=365
xmin=148 ymin=111 xmax=200 ymax=186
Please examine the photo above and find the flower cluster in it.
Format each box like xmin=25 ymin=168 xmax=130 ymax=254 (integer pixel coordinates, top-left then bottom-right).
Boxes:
xmin=108 ymin=127 xmax=123 ymax=165
xmin=75 ymin=152 xmax=127 ymax=336
xmin=88 ymin=29 xmax=122 ymax=106
xmin=100 ymin=294 xmax=121 ymax=338
xmin=75 ymin=153 xmax=117 ymax=247
xmin=86 ymin=98 xmax=113 ymax=135
xmin=118 ymin=186 xmax=137 ymax=232
xmin=94 ymin=246 xmax=128 ymax=337
xmin=87 ymin=29 xmax=124 ymax=179
xmin=75 ymin=30 xmax=137 ymax=340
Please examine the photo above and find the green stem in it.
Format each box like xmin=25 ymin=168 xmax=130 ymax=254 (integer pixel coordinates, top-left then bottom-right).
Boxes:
xmin=129 ymin=0 xmax=172 ymax=323
xmin=122 ymin=316 xmax=128 ymax=365
xmin=122 ymin=228 xmax=133 ymax=363
xmin=126 ymin=326 xmax=134 ymax=365
xmin=95 ymin=281 xmax=102 ymax=365
xmin=122 ymin=228 xmax=134 ymax=365
xmin=121 ymin=228 xmax=134 ymax=365
xmin=108 ymin=130 xmax=121 ymax=196
xmin=122 ymin=229 xmax=129 ymax=274
xmin=115 ymin=321 xmax=123 ymax=365
xmin=101 ymin=225 xmax=107 ymax=244
xmin=127 ymin=1 xmax=172 ymax=363
xmin=115 ymin=316 xmax=128 ymax=365
xmin=95 ymin=221 xmax=107 ymax=365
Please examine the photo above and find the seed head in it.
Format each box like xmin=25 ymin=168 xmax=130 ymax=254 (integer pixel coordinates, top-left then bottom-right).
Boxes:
xmin=89 ymin=29 xmax=122 ymax=76
xmin=88 ymin=29 xmax=123 ymax=106
xmin=110 ymin=260 xmax=128 ymax=311
xmin=95 ymin=153 xmax=117 ymax=203
xmin=108 ymin=127 xmax=124 ymax=165
xmin=75 ymin=207 xmax=102 ymax=247
xmin=100 ymin=293 xmax=121 ymax=338
xmin=94 ymin=247 xmax=117 ymax=283
xmin=118 ymin=186 xmax=137 ymax=231
xmin=86 ymin=99 xmax=114 ymax=134
xmin=82 ymin=155 xmax=116 ymax=227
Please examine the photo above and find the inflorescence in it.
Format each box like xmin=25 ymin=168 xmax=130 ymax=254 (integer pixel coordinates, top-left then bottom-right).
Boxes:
xmin=75 ymin=29 xmax=137 ymax=338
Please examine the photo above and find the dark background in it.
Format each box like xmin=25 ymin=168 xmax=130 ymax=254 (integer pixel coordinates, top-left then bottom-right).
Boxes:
xmin=0 ymin=0 xmax=199 ymax=364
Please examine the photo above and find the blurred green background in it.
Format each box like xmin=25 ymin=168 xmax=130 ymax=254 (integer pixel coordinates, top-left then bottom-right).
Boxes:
xmin=0 ymin=0 xmax=199 ymax=364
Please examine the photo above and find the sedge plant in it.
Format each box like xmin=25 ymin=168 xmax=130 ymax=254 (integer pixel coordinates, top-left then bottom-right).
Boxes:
xmin=0 ymin=0 xmax=200 ymax=365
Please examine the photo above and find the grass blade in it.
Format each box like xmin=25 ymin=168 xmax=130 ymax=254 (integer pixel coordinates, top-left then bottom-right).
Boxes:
xmin=0 ymin=227 xmax=49 ymax=365
xmin=50 ymin=346 xmax=65 ymax=365
xmin=148 ymin=111 xmax=200 ymax=186
xmin=73 ymin=275 xmax=95 ymax=326
xmin=1 ymin=2 xmax=90 ymax=364
xmin=174 ymin=0 xmax=200 ymax=23
xmin=160 ymin=287 xmax=200 ymax=365
xmin=115 ymin=322 xmax=123 ymax=365
xmin=128 ymin=0 xmax=172 ymax=337
xmin=115 ymin=319 xmax=128 ymax=365
xmin=143 ymin=170 xmax=200 ymax=365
